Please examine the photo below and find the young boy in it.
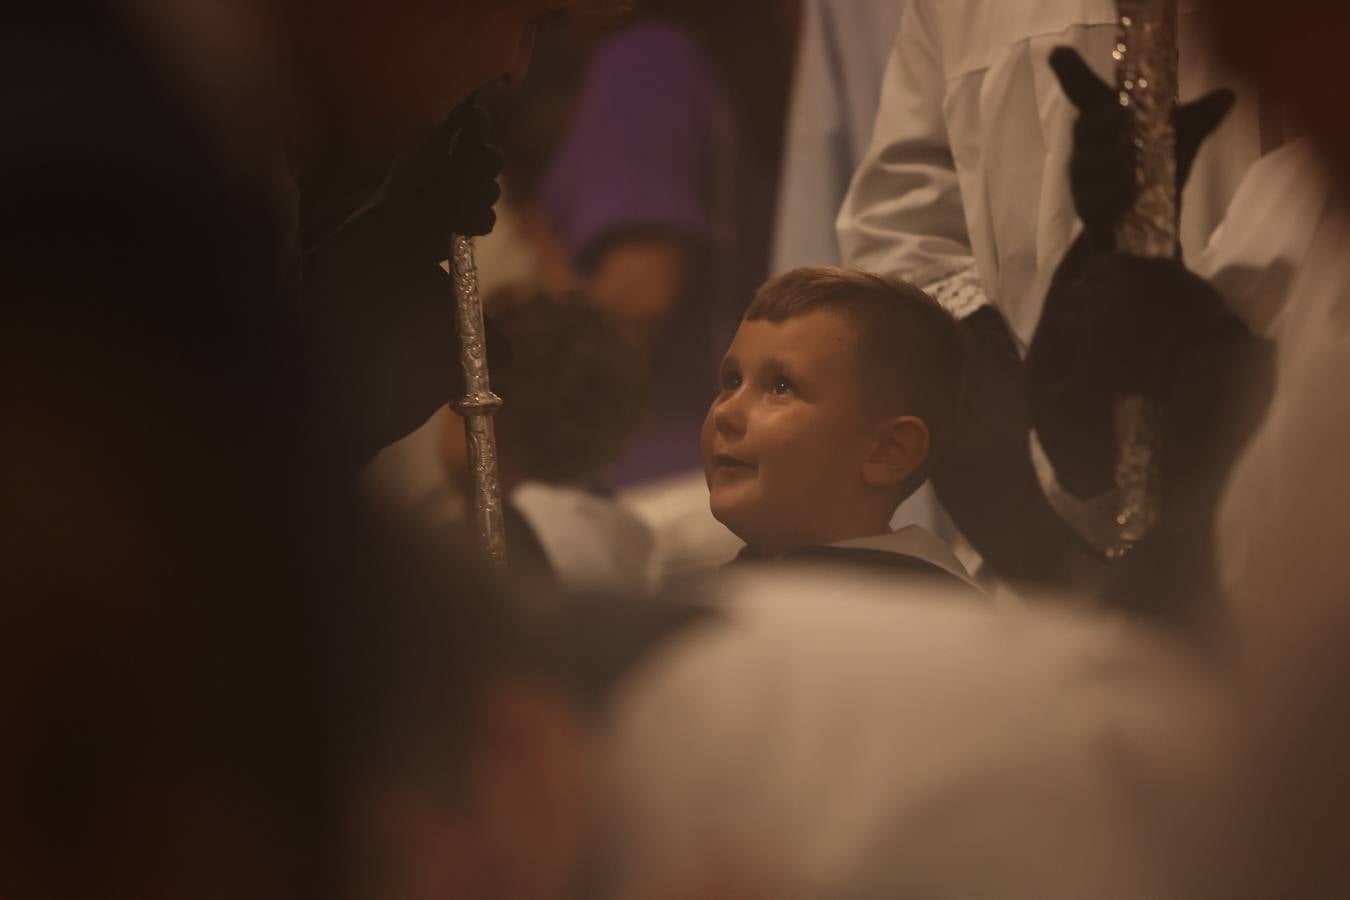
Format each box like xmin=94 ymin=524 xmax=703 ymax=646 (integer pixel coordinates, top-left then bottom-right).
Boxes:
xmin=702 ymin=266 xmax=976 ymax=589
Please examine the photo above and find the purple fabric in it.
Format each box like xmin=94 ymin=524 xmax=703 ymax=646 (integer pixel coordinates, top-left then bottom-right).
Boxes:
xmin=606 ymin=415 xmax=705 ymax=488
xmin=541 ymin=23 xmax=728 ymax=264
xmin=541 ymin=23 xmax=779 ymax=488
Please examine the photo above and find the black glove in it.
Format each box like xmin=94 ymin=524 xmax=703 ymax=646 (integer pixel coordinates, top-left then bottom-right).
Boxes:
xmin=380 ymin=102 xmax=504 ymax=258
xmin=1026 ymin=244 xmax=1254 ymax=499
xmin=1028 ymin=247 xmax=1272 ymax=626
xmin=1048 ymin=47 xmax=1235 ymax=252
xmin=325 ymin=102 xmax=504 ymax=266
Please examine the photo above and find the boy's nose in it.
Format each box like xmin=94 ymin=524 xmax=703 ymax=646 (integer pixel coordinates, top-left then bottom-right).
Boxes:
xmin=713 ymin=392 xmax=747 ymax=438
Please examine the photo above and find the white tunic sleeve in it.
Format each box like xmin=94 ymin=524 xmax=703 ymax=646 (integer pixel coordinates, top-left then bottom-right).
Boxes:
xmin=836 ymin=0 xmax=991 ymax=319
xmin=771 ymin=0 xmax=907 ymax=273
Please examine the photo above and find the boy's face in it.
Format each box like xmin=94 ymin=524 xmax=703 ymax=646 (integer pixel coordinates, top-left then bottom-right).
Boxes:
xmin=701 ymin=312 xmax=879 ymax=554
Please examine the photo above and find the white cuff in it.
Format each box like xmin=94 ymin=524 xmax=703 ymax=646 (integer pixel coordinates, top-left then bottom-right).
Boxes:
xmin=918 ymin=263 xmax=991 ymax=319
xmin=1028 ymin=430 xmax=1121 ymax=556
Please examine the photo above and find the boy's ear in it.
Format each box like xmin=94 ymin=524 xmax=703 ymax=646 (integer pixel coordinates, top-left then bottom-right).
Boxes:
xmin=861 ymin=416 xmax=930 ymax=490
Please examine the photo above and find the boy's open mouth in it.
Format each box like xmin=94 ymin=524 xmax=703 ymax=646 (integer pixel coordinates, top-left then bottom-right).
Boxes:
xmin=714 ymin=453 xmax=756 ymax=472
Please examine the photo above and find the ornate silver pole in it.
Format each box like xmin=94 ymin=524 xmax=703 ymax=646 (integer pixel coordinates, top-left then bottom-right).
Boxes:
xmin=1110 ymin=0 xmax=1180 ymax=552
xmin=450 ymin=235 xmax=508 ymax=567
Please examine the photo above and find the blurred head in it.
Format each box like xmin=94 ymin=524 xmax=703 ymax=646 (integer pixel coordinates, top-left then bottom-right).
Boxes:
xmin=1199 ymin=607 xmax=1350 ymax=900
xmin=1 ymin=282 xmax=337 ymax=900
xmin=2 ymin=302 xmax=595 ymax=900
xmin=278 ymin=0 xmax=629 ymax=165
xmin=442 ymin=289 xmax=648 ymax=489
xmin=701 ymin=268 xmax=964 ymax=556
xmin=1201 ymin=0 xmax=1350 ymax=185
xmin=341 ymin=527 xmax=596 ymax=900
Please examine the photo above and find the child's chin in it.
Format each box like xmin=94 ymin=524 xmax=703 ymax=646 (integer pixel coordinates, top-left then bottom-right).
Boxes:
xmin=708 ymin=495 xmax=734 ymax=525
xmin=709 ymin=494 xmax=757 ymax=535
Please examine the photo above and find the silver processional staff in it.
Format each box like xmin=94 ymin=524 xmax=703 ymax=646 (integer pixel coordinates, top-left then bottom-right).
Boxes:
xmin=1110 ymin=0 xmax=1181 ymax=553
xmin=450 ymin=234 xmax=509 ymax=567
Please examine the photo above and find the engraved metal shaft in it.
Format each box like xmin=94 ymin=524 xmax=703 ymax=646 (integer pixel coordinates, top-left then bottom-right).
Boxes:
xmin=450 ymin=235 xmax=508 ymax=567
xmin=1111 ymin=0 xmax=1180 ymax=549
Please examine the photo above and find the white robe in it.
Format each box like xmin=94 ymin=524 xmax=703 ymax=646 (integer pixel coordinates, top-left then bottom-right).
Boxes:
xmin=1208 ymin=146 xmax=1350 ymax=661
xmin=600 ymin=573 xmax=1230 ymax=900
xmin=837 ymin=0 xmax=1267 ymax=347
xmin=512 ymin=481 xmax=659 ymax=596
xmin=771 ymin=0 xmax=908 ymax=273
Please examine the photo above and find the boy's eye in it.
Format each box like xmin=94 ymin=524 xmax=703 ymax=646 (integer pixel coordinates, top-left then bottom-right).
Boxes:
xmin=771 ymin=376 xmax=795 ymax=397
xmin=720 ymin=371 xmax=743 ymax=392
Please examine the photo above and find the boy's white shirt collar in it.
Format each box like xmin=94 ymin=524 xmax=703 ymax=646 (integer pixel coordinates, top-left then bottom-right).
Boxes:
xmin=828 ymin=525 xmax=976 ymax=587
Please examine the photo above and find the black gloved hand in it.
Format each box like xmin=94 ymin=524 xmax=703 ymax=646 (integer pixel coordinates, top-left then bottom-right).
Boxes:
xmin=1026 ymin=243 xmax=1252 ymax=499
xmin=344 ymin=102 xmax=505 ymax=266
xmin=1048 ymin=47 xmax=1236 ymax=252
xmin=1028 ymin=246 xmax=1272 ymax=626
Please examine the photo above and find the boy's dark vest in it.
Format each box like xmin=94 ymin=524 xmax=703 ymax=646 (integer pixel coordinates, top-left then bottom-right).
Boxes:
xmin=731 ymin=545 xmax=984 ymax=599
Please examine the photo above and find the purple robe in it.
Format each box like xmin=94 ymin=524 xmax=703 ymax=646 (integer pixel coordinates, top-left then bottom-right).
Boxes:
xmin=541 ymin=23 xmax=775 ymax=487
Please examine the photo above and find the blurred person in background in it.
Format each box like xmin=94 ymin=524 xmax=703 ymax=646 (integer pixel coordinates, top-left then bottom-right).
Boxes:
xmin=3 ymin=0 xmax=627 ymax=480
xmin=345 ymin=544 xmax=1228 ymax=900
xmin=1207 ymin=605 xmax=1350 ymax=900
xmin=335 ymin=531 xmax=601 ymax=900
xmin=291 ymin=0 xmax=628 ymax=468
xmin=595 ymin=573 xmax=1231 ymax=900
xmin=1125 ymin=8 xmax=1350 ymax=892
xmin=1 ymin=1 xmax=618 ymax=898
xmin=429 ymin=291 xmax=657 ymax=597
xmin=529 ymin=0 xmax=801 ymax=487
xmin=1193 ymin=0 xmax=1350 ymax=660
xmin=456 ymin=2 xmax=801 ymax=579
xmin=2 ymin=331 xmax=341 ymax=900
xmin=1004 ymin=11 xmax=1350 ymax=897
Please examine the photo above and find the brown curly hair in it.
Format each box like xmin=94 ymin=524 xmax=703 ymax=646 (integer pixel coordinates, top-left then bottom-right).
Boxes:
xmin=488 ymin=289 xmax=648 ymax=484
